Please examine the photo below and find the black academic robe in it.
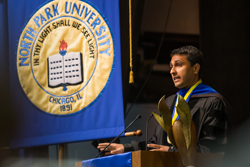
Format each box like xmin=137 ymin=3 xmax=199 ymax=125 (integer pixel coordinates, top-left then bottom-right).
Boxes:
xmin=123 ymin=93 xmax=231 ymax=153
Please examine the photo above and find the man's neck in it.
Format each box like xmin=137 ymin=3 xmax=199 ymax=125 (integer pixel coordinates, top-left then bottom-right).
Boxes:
xmin=178 ymin=79 xmax=202 ymax=97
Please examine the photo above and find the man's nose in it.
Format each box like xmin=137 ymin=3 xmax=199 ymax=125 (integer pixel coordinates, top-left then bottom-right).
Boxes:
xmin=170 ymin=67 xmax=176 ymax=75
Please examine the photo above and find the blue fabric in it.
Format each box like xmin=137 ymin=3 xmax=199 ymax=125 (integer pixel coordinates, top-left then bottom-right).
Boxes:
xmin=178 ymin=82 xmax=218 ymax=102
xmin=0 ymin=0 xmax=8 ymax=81
xmin=0 ymin=0 xmax=10 ymax=148
xmin=8 ymin=0 xmax=125 ymax=148
xmin=173 ymin=82 xmax=218 ymax=120
xmin=82 ymin=152 xmax=132 ymax=167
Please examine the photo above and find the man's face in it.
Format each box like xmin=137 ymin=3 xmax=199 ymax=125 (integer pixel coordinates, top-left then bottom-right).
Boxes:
xmin=169 ymin=54 xmax=198 ymax=89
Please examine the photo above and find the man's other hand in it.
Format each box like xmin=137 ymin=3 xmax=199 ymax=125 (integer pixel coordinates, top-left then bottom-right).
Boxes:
xmin=97 ymin=143 xmax=125 ymax=155
xmin=147 ymin=144 xmax=169 ymax=152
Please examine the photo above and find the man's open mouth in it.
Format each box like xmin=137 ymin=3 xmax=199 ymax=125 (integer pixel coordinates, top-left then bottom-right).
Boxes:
xmin=173 ymin=76 xmax=180 ymax=82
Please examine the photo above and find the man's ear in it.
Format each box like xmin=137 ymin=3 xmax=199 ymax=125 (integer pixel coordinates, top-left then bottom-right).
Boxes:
xmin=193 ymin=63 xmax=200 ymax=75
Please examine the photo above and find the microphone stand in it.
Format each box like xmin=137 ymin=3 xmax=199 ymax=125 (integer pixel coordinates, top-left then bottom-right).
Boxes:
xmin=146 ymin=114 xmax=153 ymax=151
xmin=95 ymin=114 xmax=141 ymax=158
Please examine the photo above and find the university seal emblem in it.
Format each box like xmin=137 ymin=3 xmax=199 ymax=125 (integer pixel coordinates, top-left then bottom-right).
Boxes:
xmin=16 ymin=0 xmax=115 ymax=115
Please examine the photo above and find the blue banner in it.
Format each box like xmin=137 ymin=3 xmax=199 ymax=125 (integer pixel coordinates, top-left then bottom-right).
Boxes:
xmin=82 ymin=152 xmax=132 ymax=167
xmin=8 ymin=0 xmax=124 ymax=148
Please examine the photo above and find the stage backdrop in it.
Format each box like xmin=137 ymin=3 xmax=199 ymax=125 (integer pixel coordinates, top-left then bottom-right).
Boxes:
xmin=8 ymin=0 xmax=124 ymax=148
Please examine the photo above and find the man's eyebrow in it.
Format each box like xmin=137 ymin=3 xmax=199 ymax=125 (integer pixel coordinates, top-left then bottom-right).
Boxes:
xmin=170 ymin=60 xmax=182 ymax=64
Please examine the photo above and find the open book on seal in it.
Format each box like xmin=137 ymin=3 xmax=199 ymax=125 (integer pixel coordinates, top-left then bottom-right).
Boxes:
xmin=47 ymin=52 xmax=83 ymax=89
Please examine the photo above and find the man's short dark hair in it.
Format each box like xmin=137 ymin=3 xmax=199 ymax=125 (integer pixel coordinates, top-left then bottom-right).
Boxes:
xmin=170 ymin=45 xmax=203 ymax=77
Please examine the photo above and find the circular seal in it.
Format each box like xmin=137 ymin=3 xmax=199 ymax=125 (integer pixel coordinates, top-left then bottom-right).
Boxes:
xmin=16 ymin=0 xmax=114 ymax=115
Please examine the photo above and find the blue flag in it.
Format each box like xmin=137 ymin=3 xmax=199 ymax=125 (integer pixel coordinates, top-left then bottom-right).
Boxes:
xmin=8 ymin=0 xmax=124 ymax=148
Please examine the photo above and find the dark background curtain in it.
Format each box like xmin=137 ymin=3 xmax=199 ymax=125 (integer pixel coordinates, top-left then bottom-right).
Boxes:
xmin=200 ymin=0 xmax=250 ymax=166
xmin=200 ymin=0 xmax=250 ymax=128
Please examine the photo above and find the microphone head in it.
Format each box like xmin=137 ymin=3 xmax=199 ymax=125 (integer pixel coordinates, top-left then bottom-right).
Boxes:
xmin=136 ymin=114 xmax=142 ymax=119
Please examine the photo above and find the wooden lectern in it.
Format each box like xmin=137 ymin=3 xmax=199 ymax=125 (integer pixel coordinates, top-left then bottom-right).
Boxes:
xmin=75 ymin=150 xmax=223 ymax=167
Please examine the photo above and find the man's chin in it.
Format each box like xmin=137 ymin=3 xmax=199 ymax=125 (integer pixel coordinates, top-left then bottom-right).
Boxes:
xmin=174 ymin=82 xmax=183 ymax=89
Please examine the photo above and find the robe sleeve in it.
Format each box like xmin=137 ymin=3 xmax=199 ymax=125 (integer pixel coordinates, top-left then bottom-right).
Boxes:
xmin=197 ymin=97 xmax=228 ymax=153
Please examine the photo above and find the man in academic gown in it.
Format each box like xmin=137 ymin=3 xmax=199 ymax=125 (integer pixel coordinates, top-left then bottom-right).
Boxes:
xmin=97 ymin=45 xmax=231 ymax=155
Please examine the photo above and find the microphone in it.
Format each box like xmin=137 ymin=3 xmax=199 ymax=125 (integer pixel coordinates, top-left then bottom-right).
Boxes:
xmin=95 ymin=114 xmax=141 ymax=158
xmin=146 ymin=113 xmax=153 ymax=151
